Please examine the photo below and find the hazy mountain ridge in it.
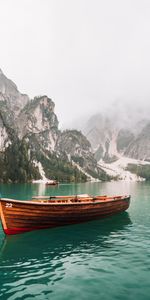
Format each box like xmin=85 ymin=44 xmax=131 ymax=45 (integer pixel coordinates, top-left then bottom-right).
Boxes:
xmin=0 ymin=69 xmax=29 ymax=115
xmin=125 ymin=123 xmax=150 ymax=161
xmin=80 ymin=103 xmax=150 ymax=180
xmin=0 ymin=69 xmax=110 ymax=183
xmin=83 ymin=103 xmax=150 ymax=162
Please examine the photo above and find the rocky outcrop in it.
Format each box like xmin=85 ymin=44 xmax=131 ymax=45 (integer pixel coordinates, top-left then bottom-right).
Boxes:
xmin=56 ymin=130 xmax=110 ymax=180
xmin=0 ymin=69 xmax=110 ymax=182
xmin=84 ymin=114 xmax=120 ymax=163
xmin=0 ymin=68 xmax=29 ymax=115
xmin=56 ymin=130 xmax=91 ymax=158
xmin=125 ymin=123 xmax=150 ymax=161
xmin=17 ymin=96 xmax=59 ymax=152
xmin=116 ymin=129 xmax=134 ymax=153
xmin=83 ymin=103 xmax=150 ymax=163
xmin=0 ymin=69 xmax=29 ymax=152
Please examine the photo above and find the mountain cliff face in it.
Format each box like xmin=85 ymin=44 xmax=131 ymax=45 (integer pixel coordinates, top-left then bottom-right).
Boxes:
xmin=83 ymin=103 xmax=150 ymax=163
xmin=80 ymin=102 xmax=150 ymax=180
xmin=0 ymin=69 xmax=29 ymax=152
xmin=56 ymin=130 xmax=110 ymax=180
xmin=17 ymin=96 xmax=59 ymax=151
xmin=84 ymin=114 xmax=120 ymax=163
xmin=0 ymin=69 xmax=110 ymax=183
xmin=0 ymin=69 xmax=29 ymax=115
xmin=125 ymin=123 xmax=150 ymax=161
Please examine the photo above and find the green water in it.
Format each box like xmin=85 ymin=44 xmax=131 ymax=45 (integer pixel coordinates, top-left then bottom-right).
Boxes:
xmin=0 ymin=181 xmax=150 ymax=300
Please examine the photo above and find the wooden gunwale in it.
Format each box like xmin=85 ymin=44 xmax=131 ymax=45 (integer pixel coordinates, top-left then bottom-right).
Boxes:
xmin=0 ymin=196 xmax=130 ymax=206
xmin=32 ymin=194 xmax=91 ymax=199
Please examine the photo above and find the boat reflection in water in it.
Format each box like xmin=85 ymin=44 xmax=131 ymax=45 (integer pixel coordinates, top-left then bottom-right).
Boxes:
xmin=0 ymin=212 xmax=131 ymax=260
xmin=0 ymin=213 xmax=132 ymax=299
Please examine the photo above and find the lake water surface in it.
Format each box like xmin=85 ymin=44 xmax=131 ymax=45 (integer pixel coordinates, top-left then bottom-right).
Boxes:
xmin=0 ymin=181 xmax=150 ymax=300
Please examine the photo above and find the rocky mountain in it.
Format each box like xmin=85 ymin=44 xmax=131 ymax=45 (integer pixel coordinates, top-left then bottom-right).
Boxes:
xmin=17 ymin=96 xmax=59 ymax=151
xmin=0 ymin=69 xmax=110 ymax=183
xmin=83 ymin=102 xmax=150 ymax=163
xmin=125 ymin=122 xmax=150 ymax=161
xmin=0 ymin=69 xmax=29 ymax=115
xmin=81 ymin=102 xmax=150 ymax=180
xmin=56 ymin=130 xmax=109 ymax=180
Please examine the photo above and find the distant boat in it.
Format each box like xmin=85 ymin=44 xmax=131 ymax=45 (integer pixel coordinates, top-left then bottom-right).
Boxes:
xmin=46 ymin=180 xmax=59 ymax=186
xmin=0 ymin=194 xmax=131 ymax=235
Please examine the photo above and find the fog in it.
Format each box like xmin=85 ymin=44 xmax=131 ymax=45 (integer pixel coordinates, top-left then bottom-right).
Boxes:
xmin=0 ymin=0 xmax=150 ymax=127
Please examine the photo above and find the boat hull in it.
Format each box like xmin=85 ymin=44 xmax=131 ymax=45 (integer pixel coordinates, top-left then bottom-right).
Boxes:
xmin=0 ymin=196 xmax=130 ymax=235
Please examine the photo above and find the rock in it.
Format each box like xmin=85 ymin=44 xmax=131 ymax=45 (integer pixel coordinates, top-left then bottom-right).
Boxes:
xmin=0 ymin=69 xmax=29 ymax=115
xmin=0 ymin=69 xmax=110 ymax=182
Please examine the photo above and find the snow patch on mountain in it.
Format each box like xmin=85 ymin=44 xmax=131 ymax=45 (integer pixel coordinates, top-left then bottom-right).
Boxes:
xmin=98 ymin=156 xmax=149 ymax=181
xmin=72 ymin=161 xmax=99 ymax=182
xmin=32 ymin=161 xmax=48 ymax=183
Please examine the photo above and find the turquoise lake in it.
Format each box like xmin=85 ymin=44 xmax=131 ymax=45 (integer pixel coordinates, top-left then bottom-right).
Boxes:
xmin=0 ymin=181 xmax=150 ymax=300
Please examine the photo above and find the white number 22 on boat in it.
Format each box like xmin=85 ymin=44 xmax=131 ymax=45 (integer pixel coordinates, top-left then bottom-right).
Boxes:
xmin=6 ymin=203 xmax=12 ymax=208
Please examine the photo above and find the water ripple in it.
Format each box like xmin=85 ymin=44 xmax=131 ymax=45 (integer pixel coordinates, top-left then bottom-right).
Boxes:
xmin=0 ymin=186 xmax=150 ymax=299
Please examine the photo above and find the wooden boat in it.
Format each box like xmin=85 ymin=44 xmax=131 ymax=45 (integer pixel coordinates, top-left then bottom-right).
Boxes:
xmin=0 ymin=194 xmax=131 ymax=235
xmin=46 ymin=180 xmax=59 ymax=186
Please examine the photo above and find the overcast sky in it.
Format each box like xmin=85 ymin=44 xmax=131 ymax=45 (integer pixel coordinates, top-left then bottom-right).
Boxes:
xmin=0 ymin=0 xmax=150 ymax=127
